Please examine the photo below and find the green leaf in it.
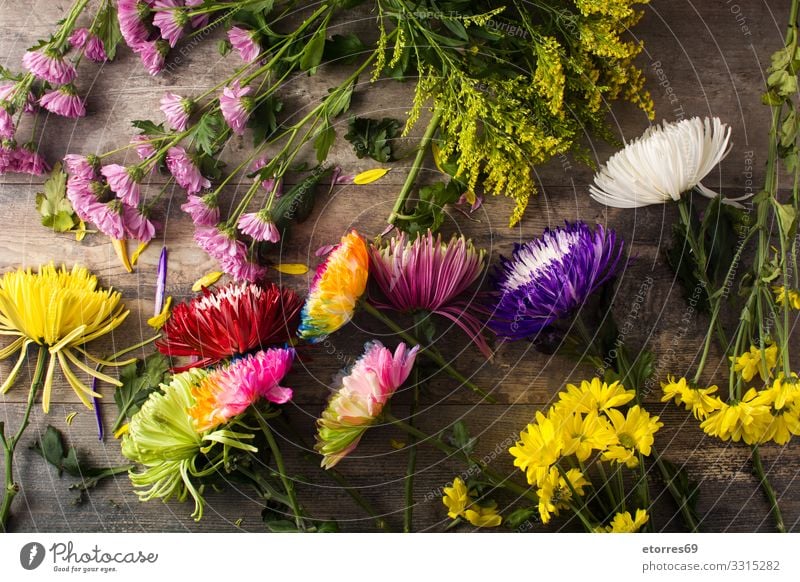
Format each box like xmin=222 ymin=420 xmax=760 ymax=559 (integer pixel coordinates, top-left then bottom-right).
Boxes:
xmin=504 ymin=506 xmax=538 ymax=529
xmin=396 ymin=180 xmax=465 ymax=234
xmin=132 ymin=119 xmax=167 ymax=136
xmin=112 ymin=352 xmax=171 ymax=432
xmin=300 ymin=24 xmax=327 ymax=73
xmin=323 ymin=80 xmax=354 ymax=119
xmin=263 ymin=519 xmax=299 ymax=532
xmin=772 ymin=199 xmax=798 ymax=241
xmin=33 ymin=426 xmax=66 ymax=475
xmin=323 ymin=34 xmax=367 ymax=65
xmin=93 ymin=1 xmax=123 ymax=61
xmin=344 ymin=116 xmax=402 ymax=163
xmin=313 ymin=118 xmax=336 ymax=163
xmin=446 ymin=420 xmax=477 ymax=456
xmin=249 ymin=95 xmax=283 ymax=145
xmin=189 ymin=111 xmax=225 ymax=156
xmin=35 ymin=163 xmax=78 ymax=233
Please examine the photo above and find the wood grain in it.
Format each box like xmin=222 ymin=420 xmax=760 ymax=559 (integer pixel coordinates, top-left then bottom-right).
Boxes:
xmin=1 ymin=0 xmax=799 ymax=532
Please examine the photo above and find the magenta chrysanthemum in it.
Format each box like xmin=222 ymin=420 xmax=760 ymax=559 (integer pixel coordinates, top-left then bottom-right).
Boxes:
xmin=227 ymin=26 xmax=260 ymax=63
xmin=85 ymin=201 xmax=127 ymax=239
xmin=117 ymin=0 xmax=151 ymax=48
xmin=69 ymin=28 xmax=107 ymax=62
xmin=368 ymin=230 xmax=491 ymax=357
xmin=181 ymin=193 xmax=219 ymax=226
xmin=11 ymin=146 xmax=49 ymax=176
xmin=39 ymin=85 xmax=86 ymax=118
xmin=122 ymin=204 xmax=156 ymax=242
xmin=160 ymin=92 xmax=192 ymax=131
xmin=22 ymin=47 xmax=76 ymax=85
xmin=315 ymin=341 xmax=419 ymax=469
xmin=166 ymin=146 xmax=210 ymax=194
xmin=134 ymin=40 xmax=168 ymax=76
xmin=220 ymin=80 xmax=253 ymax=135
xmin=153 ymin=0 xmax=188 ymax=47
xmin=101 ymin=164 xmax=142 ymax=206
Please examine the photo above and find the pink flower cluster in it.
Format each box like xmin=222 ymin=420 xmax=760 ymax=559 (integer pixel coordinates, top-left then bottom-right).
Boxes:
xmin=63 ymin=154 xmax=155 ymax=242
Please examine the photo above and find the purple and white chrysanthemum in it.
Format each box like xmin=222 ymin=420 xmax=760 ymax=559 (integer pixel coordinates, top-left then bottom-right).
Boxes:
xmin=488 ymin=221 xmax=624 ymax=341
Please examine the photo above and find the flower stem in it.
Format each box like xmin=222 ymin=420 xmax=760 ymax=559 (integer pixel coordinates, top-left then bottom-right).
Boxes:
xmin=362 ymin=301 xmax=496 ymax=403
xmin=387 ymin=108 xmax=443 ymax=226
xmin=653 ymin=448 xmax=700 ymax=532
xmin=751 ymin=445 xmax=786 ymax=533
xmin=384 ymin=412 xmax=536 ymax=503
xmin=403 ymin=367 xmax=420 ymax=532
xmin=255 ymin=414 xmax=304 ymax=530
xmin=0 ymin=346 xmax=46 ymax=532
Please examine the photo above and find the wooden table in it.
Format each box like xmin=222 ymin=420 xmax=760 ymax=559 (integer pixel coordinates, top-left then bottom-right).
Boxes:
xmin=1 ymin=0 xmax=798 ymax=532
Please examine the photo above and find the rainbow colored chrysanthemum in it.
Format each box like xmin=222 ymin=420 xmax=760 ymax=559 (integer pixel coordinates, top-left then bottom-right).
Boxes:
xmin=298 ymin=230 xmax=369 ymax=342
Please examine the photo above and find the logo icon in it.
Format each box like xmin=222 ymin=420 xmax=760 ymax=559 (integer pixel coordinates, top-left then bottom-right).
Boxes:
xmin=20 ymin=542 xmax=46 ymax=570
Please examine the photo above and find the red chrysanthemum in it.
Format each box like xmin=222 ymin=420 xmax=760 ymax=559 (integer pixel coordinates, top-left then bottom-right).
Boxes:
xmin=156 ymin=281 xmax=302 ymax=371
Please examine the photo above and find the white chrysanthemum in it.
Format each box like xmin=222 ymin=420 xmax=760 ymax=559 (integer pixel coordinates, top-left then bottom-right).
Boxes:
xmin=590 ymin=117 xmax=735 ymax=208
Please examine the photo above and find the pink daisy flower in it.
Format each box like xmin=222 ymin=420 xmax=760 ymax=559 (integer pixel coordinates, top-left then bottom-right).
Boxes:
xmin=159 ymin=92 xmax=192 ymax=131
xmin=85 ymin=201 xmax=126 ymax=239
xmin=220 ymin=80 xmax=253 ymax=135
xmin=63 ymin=154 xmax=98 ymax=182
xmin=65 ymin=177 xmax=101 ymax=223
xmin=188 ymin=348 xmax=295 ymax=432
xmin=194 ymin=225 xmax=244 ymax=260
xmin=39 ymin=85 xmax=86 ymax=118
xmin=22 ymin=47 xmax=76 ymax=85
xmin=315 ymin=341 xmax=419 ymax=468
xmin=153 ymin=0 xmax=188 ymax=48
xmin=130 ymin=135 xmax=157 ymax=160
xmin=117 ymin=0 xmax=151 ymax=49
xmin=220 ymin=251 xmax=268 ymax=282
xmin=238 ymin=211 xmax=280 ymax=242
xmin=0 ymin=108 xmax=14 ymax=140
xmin=181 ymin=193 xmax=219 ymax=226
xmin=166 ymin=146 xmax=210 ymax=194
xmin=12 ymin=146 xmax=50 ymax=175
xmin=69 ymin=28 xmax=90 ymax=49
xmin=85 ymin=36 xmax=108 ymax=62
xmin=227 ymin=26 xmax=260 ymax=63
xmin=134 ymin=40 xmax=168 ymax=76
xmin=122 ymin=204 xmax=156 ymax=242
xmin=101 ymin=164 xmax=143 ymax=206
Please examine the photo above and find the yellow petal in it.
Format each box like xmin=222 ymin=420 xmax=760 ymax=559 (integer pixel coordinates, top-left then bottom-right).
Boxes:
xmin=192 ymin=271 xmax=224 ymax=292
xmin=147 ymin=296 xmax=173 ymax=329
xmin=66 ymin=412 xmax=78 ymax=426
xmin=114 ymin=423 xmax=129 ymax=439
xmin=389 ymin=438 xmax=406 ymax=450
xmin=273 ymin=263 xmax=309 ymax=275
xmin=353 ymin=168 xmax=390 ymax=185
xmin=431 ymin=141 xmax=445 ymax=173
xmin=130 ymin=241 xmax=150 ymax=266
xmin=464 ymin=190 xmax=477 ymax=205
xmin=112 ymin=238 xmax=133 ymax=273
xmin=75 ymin=220 xmax=87 ymax=242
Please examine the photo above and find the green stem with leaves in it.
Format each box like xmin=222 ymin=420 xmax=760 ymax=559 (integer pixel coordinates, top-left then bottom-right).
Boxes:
xmin=255 ymin=414 xmax=304 ymax=530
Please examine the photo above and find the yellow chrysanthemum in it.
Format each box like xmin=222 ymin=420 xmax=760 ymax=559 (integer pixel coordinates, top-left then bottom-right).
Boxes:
xmin=750 ymin=386 xmax=800 ymax=445
xmin=509 ymin=411 xmax=564 ymax=486
xmin=773 ymin=285 xmax=800 ymax=310
xmin=595 ymin=508 xmax=649 ymax=533
xmin=555 ymin=378 xmax=635 ymax=415
xmin=700 ymin=388 xmax=772 ymax=444
xmin=298 ymin=230 xmax=369 ymax=342
xmin=602 ymin=405 xmax=663 ymax=468
xmin=551 ymin=409 xmax=617 ymax=462
xmin=441 ymin=477 xmax=502 ymax=528
xmin=660 ymin=376 xmax=724 ymax=420
xmin=536 ymin=466 xmax=590 ymax=524
xmin=769 ymin=372 xmax=799 ymax=410
xmin=0 ymin=264 xmax=129 ymax=412
xmin=732 ymin=344 xmax=779 ymax=382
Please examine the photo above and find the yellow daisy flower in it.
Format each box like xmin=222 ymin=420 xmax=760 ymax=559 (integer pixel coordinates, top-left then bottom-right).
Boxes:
xmin=555 ymin=378 xmax=635 ymax=415
xmin=661 ymin=375 xmax=724 ymax=420
xmin=595 ymin=509 xmax=649 ymax=533
xmin=773 ymin=285 xmax=800 ymax=310
xmin=551 ymin=409 xmax=617 ymax=462
xmin=732 ymin=344 xmax=779 ymax=383
xmin=700 ymin=388 xmax=772 ymax=444
xmin=602 ymin=405 xmax=663 ymax=468
xmin=464 ymin=502 xmax=503 ymax=528
xmin=442 ymin=477 xmax=470 ymax=519
xmin=509 ymin=411 xmax=564 ymax=486
xmin=536 ymin=466 xmax=590 ymax=524
xmin=750 ymin=382 xmax=800 ymax=445
xmin=441 ymin=477 xmax=502 ymax=528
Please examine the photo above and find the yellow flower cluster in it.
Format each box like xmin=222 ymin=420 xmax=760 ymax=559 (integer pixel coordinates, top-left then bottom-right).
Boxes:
xmin=441 ymin=477 xmax=502 ymax=528
xmin=509 ymin=378 xmax=662 ymax=523
xmin=731 ymin=343 xmax=779 ymax=382
xmin=663 ymin=373 xmax=800 ymax=445
xmin=594 ymin=509 xmax=649 ymax=533
xmin=773 ymin=285 xmax=800 ymax=310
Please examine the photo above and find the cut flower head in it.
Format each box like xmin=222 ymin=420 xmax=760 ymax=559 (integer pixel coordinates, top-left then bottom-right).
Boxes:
xmin=0 ymin=264 xmax=129 ymax=412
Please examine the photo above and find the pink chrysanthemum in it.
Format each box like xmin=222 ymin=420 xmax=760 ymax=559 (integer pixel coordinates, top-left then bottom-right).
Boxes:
xmin=159 ymin=92 xmax=192 ymax=131
xmin=368 ymin=230 xmax=491 ymax=357
xmin=153 ymin=0 xmax=188 ymax=48
xmin=85 ymin=201 xmax=126 ymax=239
xmin=238 ymin=211 xmax=280 ymax=243
xmin=185 ymin=0 xmax=208 ymax=28
xmin=12 ymin=146 xmax=49 ymax=175
xmin=69 ymin=28 xmax=90 ymax=49
xmin=221 ymin=254 xmax=268 ymax=282
xmin=101 ymin=164 xmax=143 ymax=206
xmin=194 ymin=225 xmax=244 ymax=259
xmin=134 ymin=40 xmax=168 ymax=76
xmin=181 ymin=193 xmax=219 ymax=226
xmin=0 ymin=108 xmax=14 ymax=140
xmin=220 ymin=80 xmax=253 ymax=135
xmin=122 ymin=204 xmax=156 ymax=242
xmin=227 ymin=26 xmax=260 ymax=63
xmin=117 ymin=0 xmax=151 ymax=48
xmin=315 ymin=341 xmax=419 ymax=468
xmin=68 ymin=28 xmax=108 ymax=62
xmin=63 ymin=154 xmax=98 ymax=182
xmin=22 ymin=47 xmax=76 ymax=85
xmin=166 ymin=146 xmax=210 ymax=194
xmin=0 ymin=144 xmax=15 ymax=174
xmin=0 ymin=82 xmax=36 ymax=113
xmin=39 ymin=85 xmax=86 ymax=118
xmin=130 ymin=135 xmax=157 ymax=160
xmin=188 ymin=348 xmax=295 ymax=432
